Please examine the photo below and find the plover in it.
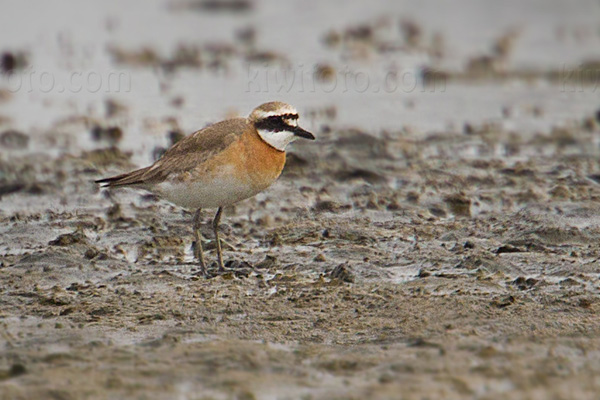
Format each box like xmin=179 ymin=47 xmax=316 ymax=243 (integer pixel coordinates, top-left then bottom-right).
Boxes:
xmin=96 ymin=101 xmax=315 ymax=275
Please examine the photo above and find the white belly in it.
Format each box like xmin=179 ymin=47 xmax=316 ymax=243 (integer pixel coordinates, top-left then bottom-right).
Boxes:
xmin=153 ymin=176 xmax=265 ymax=210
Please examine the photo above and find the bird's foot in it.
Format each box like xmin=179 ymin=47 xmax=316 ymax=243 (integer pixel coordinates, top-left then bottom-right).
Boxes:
xmin=203 ymin=238 xmax=237 ymax=251
xmin=202 ymin=259 xmax=253 ymax=279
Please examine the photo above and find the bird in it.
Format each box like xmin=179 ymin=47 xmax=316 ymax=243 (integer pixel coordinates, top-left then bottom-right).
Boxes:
xmin=96 ymin=101 xmax=315 ymax=275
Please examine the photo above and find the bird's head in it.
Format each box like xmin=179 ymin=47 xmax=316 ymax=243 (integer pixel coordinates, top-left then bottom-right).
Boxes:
xmin=249 ymin=101 xmax=315 ymax=151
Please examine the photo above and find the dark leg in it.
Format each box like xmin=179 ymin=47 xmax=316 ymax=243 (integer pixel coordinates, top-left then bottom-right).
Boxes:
xmin=212 ymin=207 xmax=225 ymax=272
xmin=193 ymin=208 xmax=206 ymax=275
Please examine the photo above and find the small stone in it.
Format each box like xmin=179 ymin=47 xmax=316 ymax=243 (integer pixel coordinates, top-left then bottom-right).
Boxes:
xmin=1 ymin=51 xmax=27 ymax=74
xmin=0 ymin=129 xmax=29 ymax=149
xmin=106 ymin=203 xmax=125 ymax=222
xmin=191 ymin=0 xmax=253 ymax=13
xmin=255 ymin=255 xmax=277 ymax=269
xmin=329 ymin=263 xmax=354 ymax=283
xmin=170 ymin=96 xmax=185 ymax=108
xmin=406 ymin=191 xmax=420 ymax=203
xmin=49 ymin=232 xmax=86 ymax=246
xmin=81 ymin=147 xmax=131 ymax=168
xmin=90 ymin=125 xmax=123 ymax=144
xmin=428 ymin=206 xmax=446 ymax=218
xmin=167 ymin=130 xmax=185 ymax=146
xmin=478 ymin=346 xmax=499 ymax=358
xmin=235 ymin=390 xmax=257 ymax=400
xmin=491 ymin=295 xmax=515 ymax=308
xmin=463 ymin=123 xmax=475 ymax=135
xmin=378 ymin=373 xmax=394 ymax=384
xmin=444 ymin=194 xmax=471 ymax=217
xmin=560 ymin=277 xmax=580 ymax=287
xmin=84 ymin=248 xmax=99 ymax=259
xmin=313 ymin=200 xmax=341 ymax=212
xmin=314 ymin=64 xmax=336 ymax=82
xmin=314 ymin=253 xmax=326 ymax=262
xmin=0 ymin=183 xmax=25 ymax=198
xmin=386 ymin=199 xmax=402 ymax=210
xmin=235 ymin=26 xmax=256 ymax=46
xmin=9 ymin=364 xmax=26 ymax=377
xmin=256 ymin=215 xmax=274 ymax=227
xmin=322 ymin=30 xmax=341 ymax=47
xmin=582 ymin=117 xmax=597 ymax=132
xmin=105 ymin=99 xmax=128 ymax=118
xmin=417 ymin=269 xmax=431 ymax=278
xmin=549 ymin=185 xmax=570 ymax=200
xmin=578 ymin=298 xmax=593 ymax=308
xmin=268 ymin=233 xmax=282 ymax=247
xmin=495 ymin=244 xmax=522 ymax=254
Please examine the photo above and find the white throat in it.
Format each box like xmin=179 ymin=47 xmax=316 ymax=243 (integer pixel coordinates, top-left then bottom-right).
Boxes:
xmin=257 ymin=129 xmax=297 ymax=151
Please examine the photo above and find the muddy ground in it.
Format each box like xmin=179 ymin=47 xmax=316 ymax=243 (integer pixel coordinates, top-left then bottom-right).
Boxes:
xmin=2 ymin=1 xmax=600 ymax=399
xmin=2 ymin=111 xmax=600 ymax=399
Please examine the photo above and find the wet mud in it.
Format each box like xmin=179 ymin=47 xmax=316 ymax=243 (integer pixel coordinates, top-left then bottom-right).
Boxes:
xmin=2 ymin=1 xmax=600 ymax=399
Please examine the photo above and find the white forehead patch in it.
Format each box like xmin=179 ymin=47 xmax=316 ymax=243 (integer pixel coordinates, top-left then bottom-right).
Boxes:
xmin=257 ymin=129 xmax=297 ymax=152
xmin=284 ymin=118 xmax=298 ymax=127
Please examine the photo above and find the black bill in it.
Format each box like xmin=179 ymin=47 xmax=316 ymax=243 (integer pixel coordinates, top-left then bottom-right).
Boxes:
xmin=292 ymin=126 xmax=315 ymax=140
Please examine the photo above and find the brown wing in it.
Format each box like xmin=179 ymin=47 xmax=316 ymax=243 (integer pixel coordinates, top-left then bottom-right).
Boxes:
xmin=96 ymin=117 xmax=247 ymax=187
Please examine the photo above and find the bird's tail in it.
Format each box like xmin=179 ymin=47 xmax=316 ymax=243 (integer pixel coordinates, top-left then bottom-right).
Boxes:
xmin=95 ymin=166 xmax=151 ymax=187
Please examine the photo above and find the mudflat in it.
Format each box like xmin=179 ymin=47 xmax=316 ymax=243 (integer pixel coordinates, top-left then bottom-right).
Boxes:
xmin=1 ymin=1 xmax=600 ymax=399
